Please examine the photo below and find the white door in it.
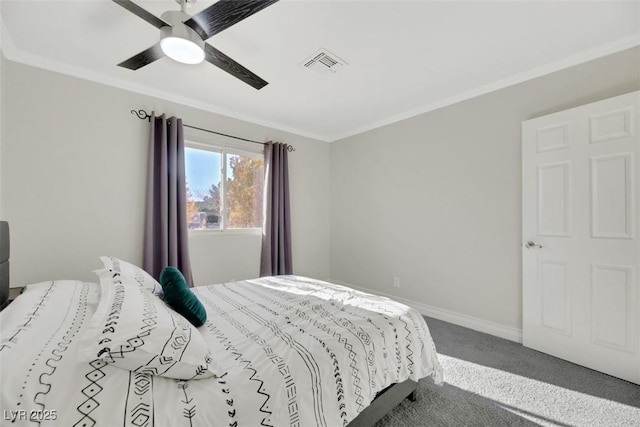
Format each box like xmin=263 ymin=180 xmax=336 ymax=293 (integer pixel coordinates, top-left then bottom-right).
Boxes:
xmin=522 ymin=91 xmax=639 ymax=385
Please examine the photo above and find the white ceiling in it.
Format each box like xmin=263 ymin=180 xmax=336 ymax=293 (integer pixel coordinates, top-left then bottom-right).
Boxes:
xmin=1 ymin=1 xmax=639 ymax=142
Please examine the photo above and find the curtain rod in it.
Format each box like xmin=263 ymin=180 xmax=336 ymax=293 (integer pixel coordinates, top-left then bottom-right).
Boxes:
xmin=130 ymin=109 xmax=295 ymax=152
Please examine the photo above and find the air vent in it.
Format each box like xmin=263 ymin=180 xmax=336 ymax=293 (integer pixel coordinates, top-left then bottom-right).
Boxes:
xmin=301 ymin=49 xmax=347 ymax=74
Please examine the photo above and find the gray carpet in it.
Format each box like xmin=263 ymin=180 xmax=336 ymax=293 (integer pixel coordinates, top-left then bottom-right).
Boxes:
xmin=375 ymin=317 xmax=640 ymax=426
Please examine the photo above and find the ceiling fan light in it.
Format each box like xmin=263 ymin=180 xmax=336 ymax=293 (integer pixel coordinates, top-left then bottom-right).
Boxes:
xmin=160 ymin=37 xmax=205 ymax=64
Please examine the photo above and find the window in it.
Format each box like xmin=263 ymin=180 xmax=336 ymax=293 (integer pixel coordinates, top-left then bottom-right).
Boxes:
xmin=185 ymin=144 xmax=264 ymax=232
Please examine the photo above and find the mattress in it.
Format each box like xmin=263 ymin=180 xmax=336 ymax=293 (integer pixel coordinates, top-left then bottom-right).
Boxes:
xmin=0 ymin=275 xmax=442 ymax=426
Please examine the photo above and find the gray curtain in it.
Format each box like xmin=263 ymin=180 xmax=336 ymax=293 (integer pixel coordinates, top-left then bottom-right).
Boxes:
xmin=260 ymin=142 xmax=292 ymax=276
xmin=143 ymin=113 xmax=194 ymax=286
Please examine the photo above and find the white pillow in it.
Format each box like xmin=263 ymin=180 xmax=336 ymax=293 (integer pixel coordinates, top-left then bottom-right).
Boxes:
xmin=77 ymin=270 xmax=217 ymax=380
xmin=100 ymin=256 xmax=163 ymax=296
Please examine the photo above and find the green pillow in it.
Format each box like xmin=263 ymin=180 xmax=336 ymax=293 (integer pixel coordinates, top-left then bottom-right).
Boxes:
xmin=159 ymin=267 xmax=207 ymax=327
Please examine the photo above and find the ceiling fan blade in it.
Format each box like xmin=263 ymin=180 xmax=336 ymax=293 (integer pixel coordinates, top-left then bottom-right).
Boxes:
xmin=184 ymin=0 xmax=279 ymax=40
xmin=204 ymin=44 xmax=268 ymax=90
xmin=118 ymin=44 xmax=164 ymax=70
xmin=112 ymin=0 xmax=170 ymax=29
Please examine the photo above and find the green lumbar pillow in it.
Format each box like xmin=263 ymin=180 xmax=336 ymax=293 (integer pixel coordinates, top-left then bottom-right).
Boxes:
xmin=159 ymin=267 xmax=207 ymax=327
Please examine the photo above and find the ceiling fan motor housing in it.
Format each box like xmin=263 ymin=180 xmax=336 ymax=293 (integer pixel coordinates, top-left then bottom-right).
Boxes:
xmin=160 ymin=10 xmax=205 ymax=52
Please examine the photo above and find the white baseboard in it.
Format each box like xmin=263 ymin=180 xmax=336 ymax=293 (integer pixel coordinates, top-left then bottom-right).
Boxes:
xmin=335 ymin=281 xmax=523 ymax=343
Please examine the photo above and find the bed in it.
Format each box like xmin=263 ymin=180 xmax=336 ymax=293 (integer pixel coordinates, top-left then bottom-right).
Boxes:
xmin=0 ymin=247 xmax=442 ymax=427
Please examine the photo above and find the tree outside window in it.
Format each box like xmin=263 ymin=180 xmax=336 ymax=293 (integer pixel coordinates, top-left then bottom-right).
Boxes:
xmin=185 ymin=146 xmax=263 ymax=231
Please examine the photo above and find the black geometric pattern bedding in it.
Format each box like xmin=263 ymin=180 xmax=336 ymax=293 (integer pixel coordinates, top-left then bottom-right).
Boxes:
xmin=77 ymin=271 xmax=215 ymax=380
xmin=0 ymin=276 xmax=442 ymax=426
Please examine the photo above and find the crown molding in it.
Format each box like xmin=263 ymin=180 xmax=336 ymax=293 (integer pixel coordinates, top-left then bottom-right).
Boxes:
xmin=327 ymin=34 xmax=640 ymax=142
xmin=2 ymin=11 xmax=638 ymax=144
xmin=0 ymin=17 xmax=331 ymax=143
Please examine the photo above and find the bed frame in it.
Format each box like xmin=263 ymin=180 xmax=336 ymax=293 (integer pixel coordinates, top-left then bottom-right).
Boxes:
xmin=347 ymin=379 xmax=418 ymax=426
xmin=0 ymin=221 xmax=9 ymax=310
xmin=0 ymin=220 xmax=417 ymax=424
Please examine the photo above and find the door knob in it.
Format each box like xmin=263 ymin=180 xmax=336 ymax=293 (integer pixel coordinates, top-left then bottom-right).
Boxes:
xmin=524 ymin=241 xmax=543 ymax=249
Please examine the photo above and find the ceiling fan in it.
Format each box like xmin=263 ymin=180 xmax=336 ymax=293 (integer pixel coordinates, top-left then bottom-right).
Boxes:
xmin=112 ymin=0 xmax=279 ymax=90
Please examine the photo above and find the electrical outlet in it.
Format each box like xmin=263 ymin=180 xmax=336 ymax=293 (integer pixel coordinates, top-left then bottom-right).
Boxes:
xmin=393 ymin=277 xmax=400 ymax=288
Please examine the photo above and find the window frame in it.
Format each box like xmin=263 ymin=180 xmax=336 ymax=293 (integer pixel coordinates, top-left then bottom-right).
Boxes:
xmin=184 ymin=130 xmax=264 ymax=236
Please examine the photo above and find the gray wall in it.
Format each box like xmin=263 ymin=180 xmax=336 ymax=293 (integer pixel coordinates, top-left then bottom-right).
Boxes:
xmin=1 ymin=60 xmax=330 ymax=286
xmin=329 ymin=47 xmax=640 ymax=330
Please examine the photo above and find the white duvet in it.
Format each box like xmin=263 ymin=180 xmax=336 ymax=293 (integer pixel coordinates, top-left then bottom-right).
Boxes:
xmin=0 ymin=276 xmax=442 ymax=426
